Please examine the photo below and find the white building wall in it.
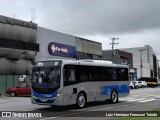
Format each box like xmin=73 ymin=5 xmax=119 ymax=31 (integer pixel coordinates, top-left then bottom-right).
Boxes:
xmin=121 ymin=45 xmax=156 ymax=78
xmin=36 ymin=27 xmax=76 ymax=61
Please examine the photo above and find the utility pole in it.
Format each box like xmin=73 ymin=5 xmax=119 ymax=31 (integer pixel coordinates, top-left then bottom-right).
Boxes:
xmin=110 ymin=38 xmax=119 ymax=56
xmin=31 ymin=8 xmax=36 ymax=22
xmin=138 ymin=49 xmax=146 ymax=77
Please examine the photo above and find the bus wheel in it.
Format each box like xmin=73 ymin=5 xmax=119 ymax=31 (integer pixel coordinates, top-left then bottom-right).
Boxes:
xmin=10 ymin=91 xmax=16 ymax=97
xmin=110 ymin=90 xmax=118 ymax=103
xmin=77 ymin=93 xmax=86 ymax=108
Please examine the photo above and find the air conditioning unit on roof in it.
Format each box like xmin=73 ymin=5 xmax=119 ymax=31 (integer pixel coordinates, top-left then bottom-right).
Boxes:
xmin=77 ymin=59 xmax=113 ymax=64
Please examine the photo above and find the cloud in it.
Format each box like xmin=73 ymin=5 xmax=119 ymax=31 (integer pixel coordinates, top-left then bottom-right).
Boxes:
xmin=36 ymin=0 xmax=160 ymax=35
xmin=0 ymin=0 xmax=159 ymax=36
xmin=84 ymin=28 xmax=160 ymax=59
xmin=0 ymin=0 xmax=160 ymax=58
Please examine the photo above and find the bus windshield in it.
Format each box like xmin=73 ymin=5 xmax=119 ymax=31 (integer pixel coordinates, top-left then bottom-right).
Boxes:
xmin=32 ymin=67 xmax=60 ymax=94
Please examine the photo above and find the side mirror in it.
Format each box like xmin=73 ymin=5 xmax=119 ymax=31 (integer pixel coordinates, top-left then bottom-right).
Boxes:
xmin=16 ymin=86 xmax=19 ymax=88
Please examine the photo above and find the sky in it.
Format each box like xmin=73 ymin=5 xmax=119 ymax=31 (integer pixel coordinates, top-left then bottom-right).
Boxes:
xmin=0 ymin=0 xmax=160 ymax=58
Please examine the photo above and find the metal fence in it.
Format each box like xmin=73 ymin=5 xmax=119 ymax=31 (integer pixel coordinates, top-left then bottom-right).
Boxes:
xmin=0 ymin=75 xmax=20 ymax=94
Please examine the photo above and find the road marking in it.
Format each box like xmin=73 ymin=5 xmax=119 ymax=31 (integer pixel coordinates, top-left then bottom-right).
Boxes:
xmin=139 ymin=99 xmax=156 ymax=102
xmin=90 ymin=104 xmax=130 ymax=111
xmin=127 ymin=98 xmax=146 ymax=102
xmin=119 ymin=97 xmax=135 ymax=100
xmin=132 ymin=94 xmax=160 ymax=98
xmin=120 ymin=97 xmax=157 ymax=103
xmin=21 ymin=109 xmax=35 ymax=111
xmin=40 ymin=117 xmax=57 ymax=120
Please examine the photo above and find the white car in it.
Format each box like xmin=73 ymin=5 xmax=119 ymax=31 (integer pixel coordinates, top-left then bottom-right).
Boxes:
xmin=130 ymin=81 xmax=134 ymax=89
xmin=138 ymin=81 xmax=147 ymax=88
xmin=19 ymin=75 xmax=27 ymax=82
xmin=143 ymin=81 xmax=147 ymax=87
xmin=131 ymin=81 xmax=140 ymax=88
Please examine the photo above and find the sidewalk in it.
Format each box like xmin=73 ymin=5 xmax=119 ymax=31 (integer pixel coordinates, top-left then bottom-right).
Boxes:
xmin=0 ymin=96 xmax=11 ymax=104
xmin=0 ymin=94 xmax=9 ymax=97
xmin=0 ymin=94 xmax=30 ymax=104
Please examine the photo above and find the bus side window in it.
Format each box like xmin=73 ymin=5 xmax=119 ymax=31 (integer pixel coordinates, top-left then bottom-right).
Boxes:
xmin=64 ymin=69 xmax=76 ymax=86
xmin=117 ymin=68 xmax=128 ymax=81
xmin=77 ymin=66 xmax=89 ymax=82
xmin=111 ymin=68 xmax=117 ymax=81
xmin=70 ymin=69 xmax=75 ymax=81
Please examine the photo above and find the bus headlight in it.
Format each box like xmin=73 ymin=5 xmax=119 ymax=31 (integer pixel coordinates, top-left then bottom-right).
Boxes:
xmin=56 ymin=90 xmax=62 ymax=97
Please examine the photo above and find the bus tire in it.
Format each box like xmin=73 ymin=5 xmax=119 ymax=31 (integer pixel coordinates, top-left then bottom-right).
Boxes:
xmin=110 ymin=90 xmax=118 ymax=103
xmin=76 ymin=92 xmax=86 ymax=108
xmin=10 ymin=91 xmax=16 ymax=97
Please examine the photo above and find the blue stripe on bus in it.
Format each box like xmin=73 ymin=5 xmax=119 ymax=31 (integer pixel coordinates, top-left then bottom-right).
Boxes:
xmin=101 ymin=84 xmax=129 ymax=95
xmin=32 ymin=90 xmax=57 ymax=98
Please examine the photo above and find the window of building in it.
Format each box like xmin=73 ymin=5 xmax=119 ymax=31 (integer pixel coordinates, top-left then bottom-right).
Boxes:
xmin=87 ymin=54 xmax=93 ymax=59
xmin=93 ymin=55 xmax=101 ymax=60
xmin=77 ymin=52 xmax=101 ymax=60
xmin=121 ymin=60 xmax=126 ymax=65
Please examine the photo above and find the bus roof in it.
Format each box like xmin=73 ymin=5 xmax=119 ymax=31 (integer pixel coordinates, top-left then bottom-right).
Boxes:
xmin=36 ymin=59 xmax=128 ymax=68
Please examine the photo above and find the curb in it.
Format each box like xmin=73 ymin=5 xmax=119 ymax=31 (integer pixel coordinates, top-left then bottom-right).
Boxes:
xmin=0 ymin=94 xmax=9 ymax=97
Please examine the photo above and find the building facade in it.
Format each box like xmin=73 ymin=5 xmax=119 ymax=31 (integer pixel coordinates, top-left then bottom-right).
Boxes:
xmin=120 ymin=45 xmax=158 ymax=79
xmin=36 ymin=27 xmax=102 ymax=61
xmin=0 ymin=15 xmax=38 ymax=94
xmin=76 ymin=37 xmax=102 ymax=60
xmin=36 ymin=27 xmax=76 ymax=61
xmin=0 ymin=15 xmax=102 ymax=93
xmin=102 ymin=49 xmax=135 ymax=81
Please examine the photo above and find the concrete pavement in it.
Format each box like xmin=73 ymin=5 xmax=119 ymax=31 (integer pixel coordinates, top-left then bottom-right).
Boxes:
xmin=0 ymin=87 xmax=160 ymax=120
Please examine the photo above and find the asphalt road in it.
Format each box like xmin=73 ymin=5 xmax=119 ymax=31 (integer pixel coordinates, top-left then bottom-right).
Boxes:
xmin=0 ymin=87 xmax=160 ymax=120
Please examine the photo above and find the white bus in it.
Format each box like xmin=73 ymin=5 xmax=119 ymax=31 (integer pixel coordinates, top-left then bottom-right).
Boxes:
xmin=31 ymin=59 xmax=130 ymax=108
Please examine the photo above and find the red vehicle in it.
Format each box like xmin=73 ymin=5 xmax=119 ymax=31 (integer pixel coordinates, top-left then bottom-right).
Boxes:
xmin=7 ymin=82 xmax=31 ymax=97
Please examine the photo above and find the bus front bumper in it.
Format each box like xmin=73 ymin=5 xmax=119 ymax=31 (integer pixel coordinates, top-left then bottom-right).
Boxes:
xmin=31 ymin=95 xmax=57 ymax=105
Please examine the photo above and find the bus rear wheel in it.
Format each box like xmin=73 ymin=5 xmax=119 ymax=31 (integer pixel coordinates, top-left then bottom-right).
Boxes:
xmin=110 ymin=90 xmax=118 ymax=103
xmin=77 ymin=93 xmax=86 ymax=108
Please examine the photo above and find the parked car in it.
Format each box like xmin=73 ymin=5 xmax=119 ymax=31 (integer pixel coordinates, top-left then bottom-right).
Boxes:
xmin=143 ymin=81 xmax=147 ymax=87
xmin=138 ymin=81 xmax=147 ymax=88
xmin=6 ymin=82 xmax=31 ymax=97
xmin=19 ymin=75 xmax=27 ymax=82
xmin=131 ymin=81 xmax=140 ymax=88
xmin=130 ymin=81 xmax=134 ymax=89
